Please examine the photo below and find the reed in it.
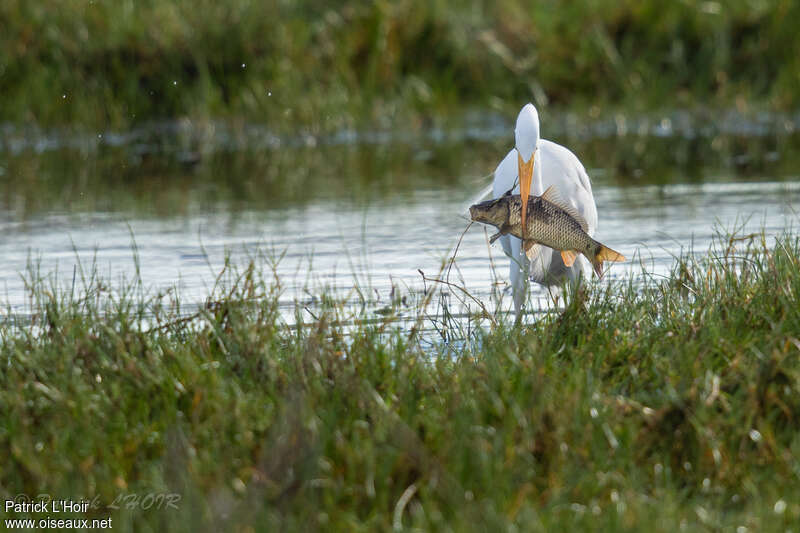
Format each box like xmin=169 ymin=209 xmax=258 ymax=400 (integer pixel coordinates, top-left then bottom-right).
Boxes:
xmin=2 ymin=0 xmax=799 ymax=130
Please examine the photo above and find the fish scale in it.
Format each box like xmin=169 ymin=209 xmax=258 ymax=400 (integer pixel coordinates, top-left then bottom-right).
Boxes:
xmin=508 ymin=197 xmax=593 ymax=252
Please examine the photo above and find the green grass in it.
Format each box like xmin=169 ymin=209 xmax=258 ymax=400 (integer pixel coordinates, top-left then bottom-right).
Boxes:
xmin=2 ymin=229 xmax=800 ymax=531
xmin=2 ymin=0 xmax=799 ymax=130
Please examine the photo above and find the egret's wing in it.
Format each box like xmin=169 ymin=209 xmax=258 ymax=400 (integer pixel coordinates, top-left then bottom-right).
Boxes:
xmin=491 ymin=149 xmax=519 ymax=258
xmin=539 ymin=139 xmax=598 ymax=235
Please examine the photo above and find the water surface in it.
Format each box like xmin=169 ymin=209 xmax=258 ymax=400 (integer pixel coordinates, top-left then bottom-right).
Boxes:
xmin=2 ymin=111 xmax=799 ymax=333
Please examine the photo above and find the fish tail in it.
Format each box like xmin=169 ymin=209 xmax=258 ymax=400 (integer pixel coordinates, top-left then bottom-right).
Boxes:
xmin=591 ymin=244 xmax=625 ymax=278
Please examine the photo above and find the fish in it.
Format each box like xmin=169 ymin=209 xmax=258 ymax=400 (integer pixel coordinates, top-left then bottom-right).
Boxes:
xmin=469 ymin=186 xmax=625 ymax=277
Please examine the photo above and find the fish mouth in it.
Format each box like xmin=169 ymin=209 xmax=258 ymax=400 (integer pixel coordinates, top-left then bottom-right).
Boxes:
xmin=469 ymin=198 xmax=504 ymax=224
xmin=468 ymin=202 xmax=491 ymax=223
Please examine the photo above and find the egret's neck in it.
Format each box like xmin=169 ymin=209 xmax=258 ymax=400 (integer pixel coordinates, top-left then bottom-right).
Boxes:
xmin=531 ymin=144 xmax=544 ymax=196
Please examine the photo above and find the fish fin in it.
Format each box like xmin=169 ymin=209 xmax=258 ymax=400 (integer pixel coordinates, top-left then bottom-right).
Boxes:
xmin=591 ymin=244 xmax=626 ymax=278
xmin=489 ymin=224 xmax=510 ymax=244
xmin=596 ymin=245 xmax=625 ymax=263
xmin=540 ymin=185 xmax=557 ymax=200
xmin=541 ymin=186 xmax=589 ymax=233
xmin=560 ymin=250 xmax=578 ymax=267
xmin=525 ymin=241 xmax=543 ymax=261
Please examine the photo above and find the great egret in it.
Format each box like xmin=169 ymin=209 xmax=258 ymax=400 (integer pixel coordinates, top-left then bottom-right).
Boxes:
xmin=492 ymin=103 xmax=598 ymax=315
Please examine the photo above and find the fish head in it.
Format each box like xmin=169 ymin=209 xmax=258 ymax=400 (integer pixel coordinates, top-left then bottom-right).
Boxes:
xmin=469 ymin=197 xmax=509 ymax=228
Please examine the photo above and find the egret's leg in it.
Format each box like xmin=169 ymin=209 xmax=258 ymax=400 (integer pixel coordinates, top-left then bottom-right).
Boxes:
xmin=564 ymin=257 xmax=591 ymax=310
xmin=546 ymin=285 xmax=558 ymax=308
xmin=509 ymin=238 xmax=530 ymax=320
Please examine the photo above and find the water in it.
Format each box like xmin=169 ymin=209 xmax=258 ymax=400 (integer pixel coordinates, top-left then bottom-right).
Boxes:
xmin=2 ymin=112 xmax=799 ymax=333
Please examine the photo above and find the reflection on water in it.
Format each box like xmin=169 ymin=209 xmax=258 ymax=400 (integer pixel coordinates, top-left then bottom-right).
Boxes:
xmin=2 ymin=109 xmax=800 ymax=219
xmin=1 ymin=112 xmax=799 ymax=335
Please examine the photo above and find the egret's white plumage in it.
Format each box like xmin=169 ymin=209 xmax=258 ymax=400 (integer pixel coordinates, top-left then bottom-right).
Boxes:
xmin=492 ymin=103 xmax=598 ymax=315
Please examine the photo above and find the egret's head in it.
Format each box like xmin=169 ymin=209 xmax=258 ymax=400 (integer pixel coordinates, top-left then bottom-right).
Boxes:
xmin=514 ymin=103 xmax=540 ymax=163
xmin=513 ymin=103 xmax=540 ymax=235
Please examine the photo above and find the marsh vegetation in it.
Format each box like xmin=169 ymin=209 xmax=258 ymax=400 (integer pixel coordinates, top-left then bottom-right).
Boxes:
xmin=2 ymin=231 xmax=800 ymax=531
xmin=2 ymin=0 xmax=799 ymax=130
